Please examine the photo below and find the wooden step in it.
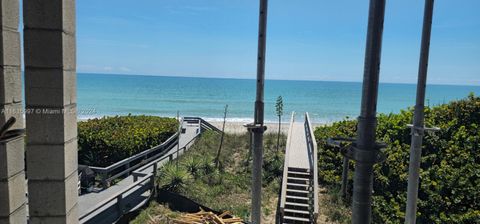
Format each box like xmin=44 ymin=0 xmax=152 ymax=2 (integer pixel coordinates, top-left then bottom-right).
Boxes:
xmin=287 ymin=170 xmax=312 ymax=176
xmin=286 ymin=195 xmax=309 ymax=204
xmin=284 ymin=210 xmax=310 ymax=219
xmin=288 ymin=171 xmax=312 ymax=178
xmin=283 ymin=215 xmax=311 ymax=223
xmin=285 ymin=203 xmax=310 ymax=212
xmin=286 ymin=189 xmax=309 ymax=198
xmin=288 ymin=167 xmax=309 ymax=173
xmin=284 ymin=208 xmax=310 ymax=215
xmin=286 ymin=189 xmax=310 ymax=194
xmin=286 ymin=182 xmax=309 ymax=191
xmin=286 ymin=195 xmax=309 ymax=200
xmin=285 ymin=201 xmax=310 ymax=208
xmin=287 ymin=176 xmax=310 ymax=181
xmin=287 ymin=177 xmax=310 ymax=184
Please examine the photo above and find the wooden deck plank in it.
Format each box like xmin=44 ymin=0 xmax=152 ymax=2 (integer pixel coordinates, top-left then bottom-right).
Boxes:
xmin=287 ymin=122 xmax=310 ymax=170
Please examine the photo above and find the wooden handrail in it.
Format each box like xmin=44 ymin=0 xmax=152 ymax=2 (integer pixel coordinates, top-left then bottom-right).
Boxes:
xmin=88 ymin=132 xmax=179 ymax=172
xmin=184 ymin=117 xmax=222 ymax=133
xmin=79 ymin=173 xmax=154 ymax=222
xmin=279 ymin=112 xmax=296 ymax=213
xmin=85 ymin=132 xmax=179 ymax=187
xmin=305 ymin=112 xmax=319 ymax=220
xmin=104 ymin=141 xmax=175 ymax=183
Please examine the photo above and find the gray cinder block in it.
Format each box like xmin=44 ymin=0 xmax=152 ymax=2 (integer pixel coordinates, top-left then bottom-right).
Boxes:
xmin=0 ymin=204 xmax=27 ymax=224
xmin=0 ymin=66 xmax=22 ymax=105
xmin=0 ymin=30 xmax=21 ymax=66
xmin=29 ymin=205 xmax=78 ymax=224
xmin=0 ymin=172 xmax=26 ymax=217
xmin=0 ymin=102 xmax=24 ymax=129
xmin=23 ymin=29 xmax=76 ymax=70
xmin=25 ymin=69 xmax=76 ymax=107
xmin=0 ymin=137 xmax=24 ymax=180
xmin=23 ymin=0 xmax=75 ymax=34
xmin=0 ymin=0 xmax=19 ymax=31
xmin=26 ymin=140 xmax=78 ymax=181
xmin=25 ymin=104 xmax=77 ymax=145
xmin=27 ymin=173 xmax=78 ymax=217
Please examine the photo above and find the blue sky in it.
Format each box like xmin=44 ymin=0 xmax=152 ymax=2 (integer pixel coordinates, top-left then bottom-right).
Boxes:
xmin=76 ymin=0 xmax=480 ymax=85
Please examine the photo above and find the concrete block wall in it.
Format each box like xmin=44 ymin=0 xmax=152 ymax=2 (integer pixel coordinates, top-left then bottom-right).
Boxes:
xmin=0 ymin=0 xmax=27 ymax=223
xmin=23 ymin=0 xmax=78 ymax=223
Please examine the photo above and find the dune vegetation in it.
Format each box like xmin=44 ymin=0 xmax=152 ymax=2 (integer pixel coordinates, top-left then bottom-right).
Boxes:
xmin=314 ymin=93 xmax=480 ymax=223
xmin=132 ymin=131 xmax=287 ymax=223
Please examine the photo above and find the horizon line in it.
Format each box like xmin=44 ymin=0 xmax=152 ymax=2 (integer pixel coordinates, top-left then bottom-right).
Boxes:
xmin=75 ymin=72 xmax=480 ymax=87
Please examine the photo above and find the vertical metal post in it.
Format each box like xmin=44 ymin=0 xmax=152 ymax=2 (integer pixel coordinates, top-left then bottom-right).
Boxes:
xmin=251 ymin=0 xmax=269 ymax=223
xmin=352 ymin=0 xmax=386 ymax=223
xmin=405 ymin=1 xmax=435 ymax=223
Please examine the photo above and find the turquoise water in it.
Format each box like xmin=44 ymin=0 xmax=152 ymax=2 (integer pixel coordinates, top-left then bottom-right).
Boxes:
xmin=77 ymin=73 xmax=480 ymax=123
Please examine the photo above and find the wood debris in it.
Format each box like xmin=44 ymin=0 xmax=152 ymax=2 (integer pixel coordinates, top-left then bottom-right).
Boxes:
xmin=171 ymin=209 xmax=243 ymax=224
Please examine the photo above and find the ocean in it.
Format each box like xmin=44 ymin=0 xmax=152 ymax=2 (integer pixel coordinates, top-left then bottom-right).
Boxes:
xmin=77 ymin=73 xmax=480 ymax=123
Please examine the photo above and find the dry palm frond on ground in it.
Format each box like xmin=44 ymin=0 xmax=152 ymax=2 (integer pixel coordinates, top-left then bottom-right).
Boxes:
xmin=147 ymin=208 xmax=243 ymax=224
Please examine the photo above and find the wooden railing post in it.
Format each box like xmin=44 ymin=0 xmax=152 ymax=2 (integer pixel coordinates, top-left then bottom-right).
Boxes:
xmin=116 ymin=195 xmax=124 ymax=215
xmin=125 ymin=163 xmax=130 ymax=177
xmin=133 ymin=173 xmax=138 ymax=182
xmin=341 ymin=157 xmax=349 ymax=198
xmin=101 ymin=172 xmax=108 ymax=188
xmin=153 ymin=163 xmax=158 ymax=178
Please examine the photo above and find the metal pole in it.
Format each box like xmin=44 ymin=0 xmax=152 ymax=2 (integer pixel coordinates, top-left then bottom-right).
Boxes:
xmin=251 ymin=0 xmax=269 ymax=223
xmin=352 ymin=0 xmax=386 ymax=223
xmin=405 ymin=1 xmax=435 ymax=223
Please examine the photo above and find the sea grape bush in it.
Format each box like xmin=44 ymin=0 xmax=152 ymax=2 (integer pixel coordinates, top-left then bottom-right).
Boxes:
xmin=314 ymin=94 xmax=480 ymax=223
xmin=78 ymin=115 xmax=178 ymax=167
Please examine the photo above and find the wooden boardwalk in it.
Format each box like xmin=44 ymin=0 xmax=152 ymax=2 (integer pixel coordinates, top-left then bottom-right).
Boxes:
xmin=78 ymin=118 xmax=220 ymax=224
xmin=286 ymin=122 xmax=311 ymax=170
xmin=279 ymin=112 xmax=319 ymax=223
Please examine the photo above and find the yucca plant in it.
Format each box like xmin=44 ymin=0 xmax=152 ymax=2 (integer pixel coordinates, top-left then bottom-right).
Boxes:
xmin=157 ymin=162 xmax=192 ymax=193
xmin=200 ymin=156 xmax=215 ymax=175
xmin=183 ymin=156 xmax=202 ymax=178
xmin=263 ymin=151 xmax=284 ymax=184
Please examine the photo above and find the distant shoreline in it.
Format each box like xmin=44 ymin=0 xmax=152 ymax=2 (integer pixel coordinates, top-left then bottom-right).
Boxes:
xmin=78 ymin=116 xmax=327 ymax=134
xmin=208 ymin=121 xmax=325 ymax=134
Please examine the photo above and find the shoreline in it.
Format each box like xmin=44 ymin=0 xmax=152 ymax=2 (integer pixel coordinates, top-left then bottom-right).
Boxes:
xmin=208 ymin=121 xmax=325 ymax=134
xmin=78 ymin=116 xmax=329 ymax=134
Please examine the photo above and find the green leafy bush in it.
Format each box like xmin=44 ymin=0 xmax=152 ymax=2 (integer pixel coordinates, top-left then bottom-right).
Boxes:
xmin=78 ymin=115 xmax=178 ymax=167
xmin=315 ymin=94 xmax=480 ymax=223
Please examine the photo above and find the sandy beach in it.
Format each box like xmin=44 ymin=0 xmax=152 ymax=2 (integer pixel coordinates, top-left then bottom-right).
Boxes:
xmin=209 ymin=121 xmax=324 ymax=134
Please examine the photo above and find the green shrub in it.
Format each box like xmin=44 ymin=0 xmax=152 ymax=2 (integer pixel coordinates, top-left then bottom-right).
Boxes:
xmin=263 ymin=150 xmax=284 ymax=185
xmin=78 ymin=115 xmax=178 ymax=167
xmin=315 ymin=94 xmax=480 ymax=223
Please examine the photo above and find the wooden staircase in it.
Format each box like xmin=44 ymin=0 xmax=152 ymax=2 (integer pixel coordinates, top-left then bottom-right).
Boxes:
xmin=282 ymin=167 xmax=314 ymax=223
xmin=279 ymin=112 xmax=318 ymax=223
